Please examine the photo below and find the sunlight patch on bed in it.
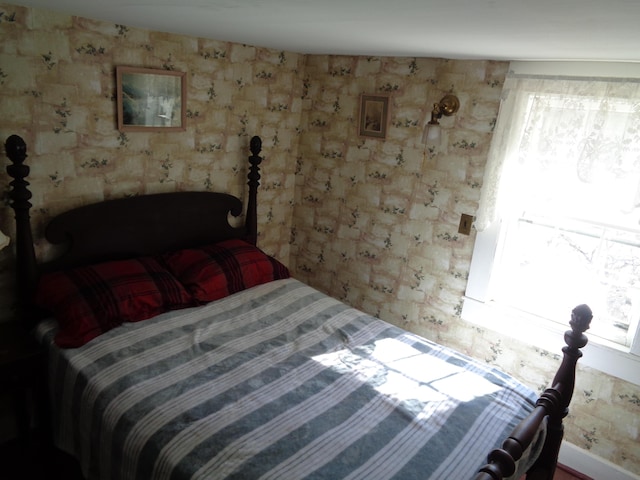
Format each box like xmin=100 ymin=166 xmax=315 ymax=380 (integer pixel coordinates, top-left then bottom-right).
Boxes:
xmin=313 ymin=337 xmax=501 ymax=404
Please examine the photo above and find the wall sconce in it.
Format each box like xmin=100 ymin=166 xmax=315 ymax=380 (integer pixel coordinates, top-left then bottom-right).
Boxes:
xmin=421 ymin=94 xmax=460 ymax=145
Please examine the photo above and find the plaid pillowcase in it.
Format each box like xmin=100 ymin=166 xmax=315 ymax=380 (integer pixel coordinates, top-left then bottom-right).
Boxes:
xmin=162 ymin=239 xmax=290 ymax=303
xmin=36 ymin=257 xmax=195 ymax=348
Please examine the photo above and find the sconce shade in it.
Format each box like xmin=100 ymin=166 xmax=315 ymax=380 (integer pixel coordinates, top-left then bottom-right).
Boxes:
xmin=421 ymin=123 xmax=441 ymax=144
xmin=0 ymin=229 xmax=9 ymax=251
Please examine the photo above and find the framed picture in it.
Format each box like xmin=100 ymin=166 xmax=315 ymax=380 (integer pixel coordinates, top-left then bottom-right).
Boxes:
xmin=116 ymin=66 xmax=186 ymax=132
xmin=358 ymin=94 xmax=390 ymax=139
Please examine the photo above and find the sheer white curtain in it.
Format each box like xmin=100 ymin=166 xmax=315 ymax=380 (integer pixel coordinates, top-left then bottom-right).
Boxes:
xmin=475 ymin=71 xmax=640 ymax=232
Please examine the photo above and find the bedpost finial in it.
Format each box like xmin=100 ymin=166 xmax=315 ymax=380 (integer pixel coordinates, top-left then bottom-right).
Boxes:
xmin=564 ymin=304 xmax=591 ymax=352
xmin=5 ymin=135 xmax=27 ymax=163
xmin=570 ymin=304 xmax=592 ymax=334
xmin=250 ymin=136 xmax=262 ymax=157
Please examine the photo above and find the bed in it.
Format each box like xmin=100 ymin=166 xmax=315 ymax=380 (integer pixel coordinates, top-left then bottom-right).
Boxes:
xmin=4 ymin=133 xmax=592 ymax=480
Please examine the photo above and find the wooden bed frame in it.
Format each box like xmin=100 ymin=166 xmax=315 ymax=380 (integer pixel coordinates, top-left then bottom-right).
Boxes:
xmin=4 ymin=134 xmax=591 ymax=480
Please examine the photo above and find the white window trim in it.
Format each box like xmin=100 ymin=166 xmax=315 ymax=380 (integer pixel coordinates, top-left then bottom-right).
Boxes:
xmin=508 ymin=60 xmax=640 ymax=80
xmin=463 ymin=219 xmax=640 ymax=387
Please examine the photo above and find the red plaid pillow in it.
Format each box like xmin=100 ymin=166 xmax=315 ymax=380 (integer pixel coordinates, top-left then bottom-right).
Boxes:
xmin=162 ymin=239 xmax=290 ymax=303
xmin=36 ymin=257 xmax=195 ymax=348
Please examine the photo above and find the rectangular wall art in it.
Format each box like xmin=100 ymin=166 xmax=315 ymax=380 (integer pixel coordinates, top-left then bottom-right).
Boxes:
xmin=116 ymin=66 xmax=187 ymax=132
xmin=358 ymin=94 xmax=390 ymax=139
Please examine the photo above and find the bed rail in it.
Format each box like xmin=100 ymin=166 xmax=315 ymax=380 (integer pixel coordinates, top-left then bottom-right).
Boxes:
xmin=474 ymin=304 xmax=592 ymax=480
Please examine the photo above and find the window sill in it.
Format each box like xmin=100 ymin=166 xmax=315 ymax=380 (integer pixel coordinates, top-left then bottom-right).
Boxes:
xmin=461 ymin=297 xmax=640 ymax=386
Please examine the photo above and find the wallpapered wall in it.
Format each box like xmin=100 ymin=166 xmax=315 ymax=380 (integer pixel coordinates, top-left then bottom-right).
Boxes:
xmin=0 ymin=2 xmax=638 ymax=475
xmin=0 ymin=3 xmax=301 ymax=271
xmin=292 ymin=56 xmax=639 ymax=474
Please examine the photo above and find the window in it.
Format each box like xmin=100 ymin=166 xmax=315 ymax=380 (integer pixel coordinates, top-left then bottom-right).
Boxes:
xmin=463 ymin=62 xmax=640 ymax=385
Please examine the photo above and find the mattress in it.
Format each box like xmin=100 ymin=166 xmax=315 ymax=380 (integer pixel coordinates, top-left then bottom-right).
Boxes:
xmin=36 ymin=278 xmax=541 ymax=480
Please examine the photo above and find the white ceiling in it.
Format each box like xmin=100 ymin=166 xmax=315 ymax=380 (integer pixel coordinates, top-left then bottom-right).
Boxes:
xmin=10 ymin=0 xmax=640 ymax=62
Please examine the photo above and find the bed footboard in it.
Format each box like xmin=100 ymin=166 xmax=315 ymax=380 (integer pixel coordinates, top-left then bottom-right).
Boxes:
xmin=474 ymin=304 xmax=592 ymax=480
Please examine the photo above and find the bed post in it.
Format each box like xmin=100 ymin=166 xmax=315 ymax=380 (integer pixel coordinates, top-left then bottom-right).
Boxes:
xmin=246 ymin=135 xmax=262 ymax=246
xmin=5 ymin=135 xmax=38 ymax=323
xmin=526 ymin=304 xmax=592 ymax=480
xmin=474 ymin=304 xmax=592 ymax=480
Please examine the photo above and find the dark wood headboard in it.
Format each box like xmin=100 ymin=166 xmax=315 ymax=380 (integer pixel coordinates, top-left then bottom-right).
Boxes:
xmin=4 ymin=134 xmax=264 ymax=321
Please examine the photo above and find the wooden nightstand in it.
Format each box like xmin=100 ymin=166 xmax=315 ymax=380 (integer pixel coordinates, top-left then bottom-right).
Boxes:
xmin=0 ymin=321 xmax=46 ymax=445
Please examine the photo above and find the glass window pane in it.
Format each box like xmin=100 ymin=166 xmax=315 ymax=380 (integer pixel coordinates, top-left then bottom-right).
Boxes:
xmin=495 ymin=218 xmax=639 ymax=346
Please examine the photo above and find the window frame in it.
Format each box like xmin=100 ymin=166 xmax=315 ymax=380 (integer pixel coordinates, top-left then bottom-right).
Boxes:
xmin=462 ymin=61 xmax=640 ymax=387
xmin=463 ymin=219 xmax=640 ymax=386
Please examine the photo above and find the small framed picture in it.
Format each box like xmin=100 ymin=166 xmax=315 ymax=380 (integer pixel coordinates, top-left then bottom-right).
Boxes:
xmin=358 ymin=94 xmax=390 ymax=139
xmin=116 ymin=66 xmax=186 ymax=132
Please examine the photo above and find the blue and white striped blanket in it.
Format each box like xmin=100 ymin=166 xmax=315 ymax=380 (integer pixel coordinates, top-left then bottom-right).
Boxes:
xmin=37 ymin=279 xmax=539 ymax=480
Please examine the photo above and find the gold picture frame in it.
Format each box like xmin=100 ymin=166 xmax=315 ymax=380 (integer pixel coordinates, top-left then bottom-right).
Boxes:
xmin=116 ymin=66 xmax=186 ymax=132
xmin=358 ymin=94 xmax=390 ymax=139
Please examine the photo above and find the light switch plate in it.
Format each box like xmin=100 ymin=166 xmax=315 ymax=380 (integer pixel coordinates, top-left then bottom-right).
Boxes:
xmin=458 ymin=214 xmax=474 ymax=235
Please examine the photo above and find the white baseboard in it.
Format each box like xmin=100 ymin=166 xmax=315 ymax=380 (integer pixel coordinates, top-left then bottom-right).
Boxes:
xmin=559 ymin=442 xmax=640 ymax=480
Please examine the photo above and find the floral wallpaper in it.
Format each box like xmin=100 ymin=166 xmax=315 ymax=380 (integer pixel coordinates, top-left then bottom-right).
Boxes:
xmin=0 ymin=2 xmax=302 ymax=312
xmin=0 ymin=2 xmax=638 ymax=475
xmin=292 ymin=56 xmax=639 ymax=475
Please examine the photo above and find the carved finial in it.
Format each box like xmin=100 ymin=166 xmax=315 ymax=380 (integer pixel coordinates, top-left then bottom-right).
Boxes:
xmin=562 ymin=303 xmax=592 ymax=359
xmin=5 ymin=134 xmax=27 ymax=164
xmin=250 ymin=136 xmax=262 ymax=156
xmin=570 ymin=304 xmax=592 ymax=334
xmin=247 ymin=136 xmax=263 ymax=178
xmin=5 ymin=135 xmax=32 ymax=210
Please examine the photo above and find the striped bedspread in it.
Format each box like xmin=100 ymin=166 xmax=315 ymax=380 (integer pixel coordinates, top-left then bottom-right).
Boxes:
xmin=37 ymin=278 xmax=540 ymax=480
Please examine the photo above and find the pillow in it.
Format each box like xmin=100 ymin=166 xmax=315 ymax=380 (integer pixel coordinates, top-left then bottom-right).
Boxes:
xmin=36 ymin=256 xmax=195 ymax=348
xmin=162 ymin=239 xmax=290 ymax=303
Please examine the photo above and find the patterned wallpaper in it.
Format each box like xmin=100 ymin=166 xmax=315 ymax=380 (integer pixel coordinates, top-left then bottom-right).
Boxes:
xmin=0 ymin=3 xmax=301 ymax=267
xmin=292 ymin=54 xmax=640 ymax=475
xmin=0 ymin=2 xmax=638 ymax=475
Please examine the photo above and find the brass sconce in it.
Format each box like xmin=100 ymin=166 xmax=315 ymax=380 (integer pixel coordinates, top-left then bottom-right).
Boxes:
xmin=421 ymin=94 xmax=460 ymax=145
